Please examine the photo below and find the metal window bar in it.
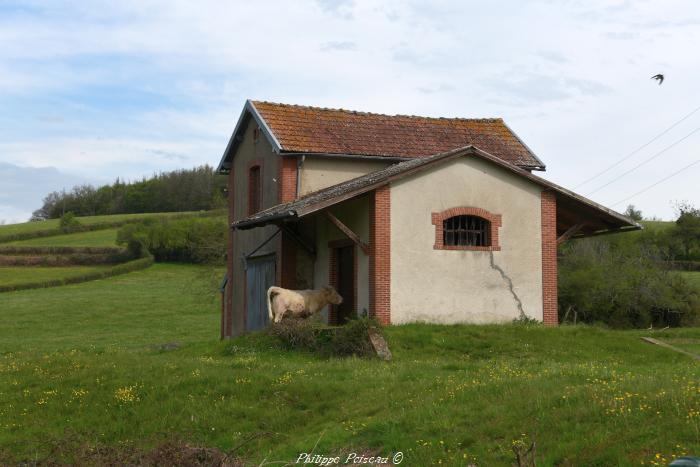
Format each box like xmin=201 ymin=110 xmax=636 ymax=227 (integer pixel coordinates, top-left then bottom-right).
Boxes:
xmin=443 ymin=215 xmax=490 ymax=246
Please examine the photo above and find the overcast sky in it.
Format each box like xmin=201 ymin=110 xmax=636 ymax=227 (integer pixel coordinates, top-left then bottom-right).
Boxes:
xmin=1 ymin=0 xmax=699 ymax=223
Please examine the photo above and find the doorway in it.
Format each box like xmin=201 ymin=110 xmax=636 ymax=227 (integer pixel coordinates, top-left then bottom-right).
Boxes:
xmin=331 ymin=243 xmax=355 ymax=324
xmin=245 ymin=254 xmax=276 ymax=331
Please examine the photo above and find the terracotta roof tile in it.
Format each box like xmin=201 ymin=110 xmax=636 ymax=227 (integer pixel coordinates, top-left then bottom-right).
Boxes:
xmin=252 ymin=101 xmax=544 ymax=169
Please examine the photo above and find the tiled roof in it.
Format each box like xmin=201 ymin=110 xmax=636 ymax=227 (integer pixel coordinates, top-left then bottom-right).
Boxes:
xmin=251 ymin=101 xmax=544 ymax=169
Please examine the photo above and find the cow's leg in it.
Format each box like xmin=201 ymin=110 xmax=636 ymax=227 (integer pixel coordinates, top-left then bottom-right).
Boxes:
xmin=273 ymin=295 xmax=288 ymax=323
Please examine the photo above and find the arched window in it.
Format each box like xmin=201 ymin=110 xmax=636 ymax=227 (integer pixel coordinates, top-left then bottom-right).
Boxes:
xmin=432 ymin=207 xmax=502 ymax=251
xmin=443 ymin=215 xmax=490 ymax=247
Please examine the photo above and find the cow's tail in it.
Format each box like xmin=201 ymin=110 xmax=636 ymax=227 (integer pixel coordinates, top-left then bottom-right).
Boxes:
xmin=267 ymin=286 xmax=277 ymax=322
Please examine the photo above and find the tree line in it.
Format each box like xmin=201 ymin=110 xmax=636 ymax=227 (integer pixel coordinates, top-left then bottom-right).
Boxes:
xmin=31 ymin=165 xmax=227 ymax=220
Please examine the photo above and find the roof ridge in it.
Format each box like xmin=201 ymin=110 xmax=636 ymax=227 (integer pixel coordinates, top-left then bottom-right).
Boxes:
xmin=250 ymin=99 xmax=503 ymax=123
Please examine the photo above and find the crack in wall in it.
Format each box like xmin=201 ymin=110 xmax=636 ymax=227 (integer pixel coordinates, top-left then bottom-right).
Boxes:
xmin=488 ymin=251 xmax=526 ymax=318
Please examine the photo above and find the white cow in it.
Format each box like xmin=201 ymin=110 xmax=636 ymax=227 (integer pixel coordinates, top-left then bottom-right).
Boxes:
xmin=267 ymin=285 xmax=343 ymax=323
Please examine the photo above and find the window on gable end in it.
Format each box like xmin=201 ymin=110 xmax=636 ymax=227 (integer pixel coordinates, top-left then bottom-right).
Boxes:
xmin=248 ymin=165 xmax=261 ymax=215
xmin=443 ymin=215 xmax=490 ymax=247
xmin=432 ymin=207 xmax=502 ymax=251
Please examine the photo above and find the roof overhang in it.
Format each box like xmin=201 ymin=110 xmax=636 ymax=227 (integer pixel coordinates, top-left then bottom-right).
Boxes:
xmin=231 ymin=145 xmax=641 ymax=236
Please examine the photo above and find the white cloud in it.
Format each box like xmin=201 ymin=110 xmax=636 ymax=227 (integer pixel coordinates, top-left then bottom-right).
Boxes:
xmin=0 ymin=162 xmax=90 ymax=223
xmin=1 ymin=0 xmax=699 ymax=219
xmin=0 ymin=138 xmax=221 ymax=179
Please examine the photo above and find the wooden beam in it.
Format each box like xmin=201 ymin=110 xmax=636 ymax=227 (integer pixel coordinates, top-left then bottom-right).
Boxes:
xmin=324 ymin=211 xmax=370 ymax=255
xmin=567 ymin=225 xmax=641 ymax=241
xmin=557 ymin=223 xmax=585 ymax=245
xmin=280 ymin=224 xmax=316 ymax=257
xmin=244 ymin=227 xmax=281 ymax=259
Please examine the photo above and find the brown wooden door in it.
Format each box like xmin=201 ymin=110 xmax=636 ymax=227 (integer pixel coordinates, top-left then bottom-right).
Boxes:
xmin=335 ymin=245 xmax=355 ymax=324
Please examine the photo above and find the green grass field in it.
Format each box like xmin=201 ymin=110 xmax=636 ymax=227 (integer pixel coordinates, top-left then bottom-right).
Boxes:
xmin=0 ymin=265 xmax=114 ymax=287
xmin=682 ymin=271 xmax=700 ymax=288
xmin=0 ymin=212 xmax=204 ymax=237
xmin=0 ymin=264 xmax=220 ymax=350
xmin=2 ymin=264 xmax=700 ymax=465
xmin=7 ymin=228 xmax=119 ymax=247
xmin=640 ymin=220 xmax=674 ymax=230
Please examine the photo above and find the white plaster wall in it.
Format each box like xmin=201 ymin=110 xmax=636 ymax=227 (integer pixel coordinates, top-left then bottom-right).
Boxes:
xmin=390 ymin=157 xmax=543 ymax=324
xmin=300 ymin=158 xmax=392 ymax=195
xmin=313 ymin=195 xmax=371 ymax=322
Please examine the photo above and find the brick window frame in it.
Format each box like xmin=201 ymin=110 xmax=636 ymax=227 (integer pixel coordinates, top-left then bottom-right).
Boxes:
xmin=247 ymin=159 xmax=263 ymax=215
xmin=431 ymin=207 xmax=502 ymax=251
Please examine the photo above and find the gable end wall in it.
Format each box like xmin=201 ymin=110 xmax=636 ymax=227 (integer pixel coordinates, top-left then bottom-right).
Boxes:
xmin=225 ymin=120 xmax=282 ymax=337
xmin=389 ymin=157 xmax=544 ymax=324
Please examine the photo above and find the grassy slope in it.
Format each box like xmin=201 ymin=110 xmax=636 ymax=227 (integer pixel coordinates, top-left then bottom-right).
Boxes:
xmin=682 ymin=271 xmax=700 ymax=288
xmin=0 ymin=265 xmax=114 ymax=287
xmin=0 ymin=211 xmax=204 ymax=237
xmin=2 ymin=265 xmax=700 ymax=465
xmin=0 ymin=264 xmax=220 ymax=349
xmin=7 ymin=229 xmax=118 ymax=247
xmin=640 ymin=220 xmax=674 ymax=230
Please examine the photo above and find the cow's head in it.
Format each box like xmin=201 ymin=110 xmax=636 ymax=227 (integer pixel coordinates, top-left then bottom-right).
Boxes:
xmin=322 ymin=285 xmax=343 ymax=305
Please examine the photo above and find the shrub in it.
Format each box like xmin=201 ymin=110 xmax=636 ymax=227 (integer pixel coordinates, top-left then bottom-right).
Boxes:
xmin=0 ymin=246 xmax=123 ymax=255
xmin=559 ymin=237 xmax=700 ymax=328
xmin=667 ymin=260 xmax=700 ymax=272
xmin=269 ymin=318 xmax=322 ymax=351
xmin=116 ymin=217 xmax=226 ymax=264
xmin=116 ymin=223 xmax=149 ymax=258
xmin=59 ymin=212 xmax=80 ymax=233
xmin=0 ymin=252 xmax=131 ymax=266
xmin=269 ymin=317 xmax=380 ymax=358
xmin=512 ymin=314 xmax=541 ymax=326
xmin=672 ymin=202 xmax=700 ymax=261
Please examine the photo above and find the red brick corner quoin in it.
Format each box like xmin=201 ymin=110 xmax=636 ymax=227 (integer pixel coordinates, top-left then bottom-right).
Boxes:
xmin=369 ymin=186 xmax=391 ymax=325
xmin=541 ymin=190 xmax=558 ymax=326
xmin=431 ymin=207 xmax=502 ymax=251
xmin=278 ymin=155 xmax=298 ymax=289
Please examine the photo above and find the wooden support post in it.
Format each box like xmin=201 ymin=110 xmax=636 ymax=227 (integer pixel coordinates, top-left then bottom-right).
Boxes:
xmin=557 ymin=223 xmax=585 ymax=245
xmin=325 ymin=211 xmax=370 ymax=255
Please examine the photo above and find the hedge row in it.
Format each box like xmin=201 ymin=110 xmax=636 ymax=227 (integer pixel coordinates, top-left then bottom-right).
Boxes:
xmin=0 ymin=256 xmax=154 ymax=293
xmin=0 ymin=246 xmax=124 ymax=255
xmin=0 ymin=211 xmax=223 ymax=244
xmin=0 ymin=252 xmax=132 ymax=266
xmin=667 ymin=261 xmax=700 ymax=272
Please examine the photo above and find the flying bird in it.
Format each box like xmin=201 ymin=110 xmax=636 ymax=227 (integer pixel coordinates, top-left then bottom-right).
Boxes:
xmin=651 ymin=74 xmax=664 ymax=85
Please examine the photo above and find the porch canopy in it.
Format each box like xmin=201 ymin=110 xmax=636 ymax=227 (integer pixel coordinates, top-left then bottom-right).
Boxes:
xmin=232 ymin=146 xmax=641 ymax=240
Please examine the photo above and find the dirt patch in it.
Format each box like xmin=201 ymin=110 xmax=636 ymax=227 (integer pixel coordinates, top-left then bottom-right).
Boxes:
xmin=7 ymin=438 xmax=244 ymax=466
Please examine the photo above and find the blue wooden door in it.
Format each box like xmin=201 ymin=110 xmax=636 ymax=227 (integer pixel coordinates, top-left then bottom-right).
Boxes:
xmin=245 ymin=254 xmax=276 ymax=331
